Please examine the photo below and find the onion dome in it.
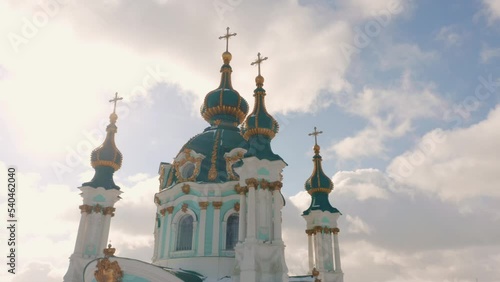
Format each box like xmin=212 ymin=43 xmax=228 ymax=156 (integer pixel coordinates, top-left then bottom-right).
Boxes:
xmin=303 ymin=128 xmax=339 ymax=215
xmin=241 ymin=53 xmax=282 ymax=162
xmin=242 ymin=53 xmax=279 ymax=140
xmin=83 ymin=94 xmax=123 ymax=190
xmin=200 ymin=51 xmax=249 ymax=127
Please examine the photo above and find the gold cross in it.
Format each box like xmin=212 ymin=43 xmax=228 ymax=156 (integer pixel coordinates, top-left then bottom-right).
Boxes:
xmin=219 ymin=27 xmax=237 ymax=52
xmin=109 ymin=92 xmax=123 ymax=113
xmin=251 ymin=52 xmax=268 ymax=76
xmin=308 ymin=126 xmax=323 ymax=146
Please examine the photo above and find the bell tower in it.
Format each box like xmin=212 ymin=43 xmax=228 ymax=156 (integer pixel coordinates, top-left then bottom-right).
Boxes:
xmin=64 ymin=93 xmax=124 ymax=282
xmin=302 ymin=127 xmax=343 ymax=282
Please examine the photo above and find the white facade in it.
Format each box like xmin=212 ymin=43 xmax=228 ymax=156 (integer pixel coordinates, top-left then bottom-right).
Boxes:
xmin=63 ymin=186 xmax=121 ymax=282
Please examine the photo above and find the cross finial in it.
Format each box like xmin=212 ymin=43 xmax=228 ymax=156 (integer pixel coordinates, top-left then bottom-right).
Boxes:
xmin=109 ymin=92 xmax=123 ymax=114
xmin=308 ymin=126 xmax=323 ymax=146
xmin=251 ymin=52 xmax=268 ymax=76
xmin=219 ymin=27 xmax=237 ymax=52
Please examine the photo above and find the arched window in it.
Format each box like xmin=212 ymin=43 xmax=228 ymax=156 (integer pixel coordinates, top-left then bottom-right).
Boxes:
xmin=176 ymin=215 xmax=193 ymax=251
xmin=225 ymin=214 xmax=239 ymax=250
xmin=180 ymin=162 xmax=195 ymax=179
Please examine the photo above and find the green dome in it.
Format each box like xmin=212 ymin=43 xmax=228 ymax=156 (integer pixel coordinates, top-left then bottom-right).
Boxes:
xmin=164 ymin=124 xmax=249 ymax=187
xmin=84 ymin=112 xmax=122 ymax=190
xmin=304 ymin=145 xmax=333 ymax=192
xmin=200 ymin=52 xmax=249 ymax=126
xmin=242 ymin=78 xmax=279 ymax=140
xmin=303 ymin=144 xmax=339 ymax=215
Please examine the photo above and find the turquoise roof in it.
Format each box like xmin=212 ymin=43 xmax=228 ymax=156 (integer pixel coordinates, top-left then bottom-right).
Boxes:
xmin=200 ymin=52 xmax=249 ymax=126
xmin=164 ymin=124 xmax=248 ymax=187
xmin=84 ymin=113 xmax=122 ymax=190
xmin=242 ymin=83 xmax=279 ymax=140
xmin=303 ymin=145 xmax=339 ymax=215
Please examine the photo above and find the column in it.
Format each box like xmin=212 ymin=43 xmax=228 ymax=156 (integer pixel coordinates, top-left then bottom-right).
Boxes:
xmin=307 ymin=230 xmax=314 ymax=272
xmin=99 ymin=206 xmax=115 ymax=253
xmin=333 ymin=228 xmax=342 ymax=272
xmin=247 ymin=178 xmax=257 ymax=241
xmin=198 ymin=202 xmax=208 ymax=256
xmin=315 ymin=227 xmax=324 ymax=271
xmin=325 ymin=229 xmax=334 ymax=271
xmin=238 ymin=189 xmax=247 ymax=242
xmin=212 ymin=201 xmax=222 ymax=255
xmin=74 ymin=205 xmax=91 ymax=255
xmin=272 ymin=188 xmax=283 ymax=242
xmin=163 ymin=207 xmax=174 ymax=258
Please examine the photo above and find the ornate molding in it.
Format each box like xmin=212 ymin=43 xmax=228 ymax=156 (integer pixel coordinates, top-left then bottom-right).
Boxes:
xmin=174 ymin=148 xmax=204 ymax=183
xmin=103 ymin=207 xmax=116 ymax=217
xmin=225 ymin=150 xmax=244 ymax=180
xmin=234 ymin=184 xmax=248 ymax=194
xmin=154 ymin=196 xmax=161 ymax=205
xmin=213 ymin=201 xmax=223 ymax=210
xmin=182 ymin=184 xmax=190 ymax=194
xmin=181 ymin=203 xmax=189 ymax=213
xmin=260 ymin=179 xmax=270 ymax=189
xmin=332 ymin=227 xmax=340 ymax=235
xmin=245 ymin=178 xmax=258 ymax=187
xmin=166 ymin=206 xmax=174 ymax=214
xmin=94 ymin=244 xmax=123 ymax=282
xmin=199 ymin=201 xmax=209 ymax=210
xmin=160 ymin=208 xmax=167 ymax=217
xmin=93 ymin=204 xmax=102 ymax=213
xmin=308 ymin=187 xmax=331 ymax=195
xmin=234 ymin=202 xmax=240 ymax=212
xmin=270 ymin=181 xmax=283 ymax=191
xmin=79 ymin=204 xmax=93 ymax=214
xmin=305 ymin=229 xmax=315 ymax=236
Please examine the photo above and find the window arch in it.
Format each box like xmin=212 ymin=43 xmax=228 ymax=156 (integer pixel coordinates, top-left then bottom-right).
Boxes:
xmin=225 ymin=213 xmax=239 ymax=250
xmin=176 ymin=215 xmax=194 ymax=251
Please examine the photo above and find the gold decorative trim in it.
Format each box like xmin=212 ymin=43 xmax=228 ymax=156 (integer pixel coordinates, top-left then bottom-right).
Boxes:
xmin=225 ymin=151 xmax=244 ymax=180
xmin=154 ymin=196 xmax=161 ymax=205
xmin=93 ymin=204 xmax=102 ymax=213
xmin=166 ymin=206 xmax=174 ymax=214
xmin=103 ymin=207 xmax=116 ymax=217
xmin=91 ymin=160 xmax=121 ymax=171
xmin=182 ymin=184 xmax=190 ymax=194
xmin=213 ymin=201 xmax=223 ymax=209
xmin=234 ymin=184 xmax=248 ymax=194
xmin=307 ymin=187 xmax=331 ymax=195
xmin=242 ymin=127 xmax=277 ymax=140
xmin=79 ymin=205 xmax=93 ymax=214
xmin=160 ymin=208 xmax=167 ymax=217
xmin=260 ymin=179 xmax=269 ymax=189
xmin=174 ymin=149 xmax=204 ymax=183
xmin=181 ymin=203 xmax=189 ymax=213
xmin=208 ymin=130 xmax=222 ymax=181
xmin=332 ymin=227 xmax=340 ymax=234
xmin=94 ymin=244 xmax=123 ymax=282
xmin=270 ymin=181 xmax=283 ymax=191
xmin=312 ymin=267 xmax=320 ymax=277
xmin=199 ymin=201 xmax=209 ymax=210
xmin=305 ymin=229 xmax=314 ymax=236
xmin=245 ymin=178 xmax=258 ymax=187
xmin=202 ymin=105 xmax=247 ymax=124
xmin=234 ymin=202 xmax=240 ymax=212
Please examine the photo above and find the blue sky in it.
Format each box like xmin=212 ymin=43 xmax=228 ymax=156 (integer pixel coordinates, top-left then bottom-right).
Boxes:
xmin=1 ymin=0 xmax=500 ymax=281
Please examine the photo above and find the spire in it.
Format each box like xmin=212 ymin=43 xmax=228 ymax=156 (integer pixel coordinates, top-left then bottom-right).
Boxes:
xmin=83 ymin=93 xmax=123 ymax=190
xmin=200 ymin=27 xmax=248 ymax=127
xmin=242 ymin=52 xmax=279 ymax=140
xmin=303 ymin=127 xmax=339 ymax=215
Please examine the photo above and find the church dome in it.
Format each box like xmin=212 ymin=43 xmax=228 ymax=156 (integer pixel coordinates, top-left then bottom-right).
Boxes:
xmin=200 ymin=52 xmax=249 ymax=126
xmin=90 ymin=112 xmax=123 ymax=171
xmin=169 ymin=125 xmax=248 ymax=184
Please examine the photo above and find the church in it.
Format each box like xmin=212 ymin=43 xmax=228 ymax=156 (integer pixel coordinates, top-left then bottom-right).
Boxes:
xmin=63 ymin=28 xmax=344 ymax=282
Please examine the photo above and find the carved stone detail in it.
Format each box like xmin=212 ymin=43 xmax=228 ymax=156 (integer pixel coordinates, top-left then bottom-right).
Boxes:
xmin=213 ymin=201 xmax=223 ymax=210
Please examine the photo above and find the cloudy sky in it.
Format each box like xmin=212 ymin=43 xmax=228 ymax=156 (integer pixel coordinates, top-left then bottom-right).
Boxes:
xmin=1 ymin=0 xmax=500 ymax=281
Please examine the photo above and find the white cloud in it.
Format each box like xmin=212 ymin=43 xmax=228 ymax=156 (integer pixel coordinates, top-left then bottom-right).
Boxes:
xmin=387 ymin=105 xmax=500 ymax=202
xmin=333 ymin=169 xmax=392 ymax=201
xmin=482 ymin=0 xmax=500 ymax=23
xmin=331 ymin=71 xmax=445 ymax=160
xmin=435 ymin=25 xmax=464 ymax=47
xmin=346 ymin=215 xmax=372 ymax=234
xmin=480 ymin=45 xmax=500 ymax=63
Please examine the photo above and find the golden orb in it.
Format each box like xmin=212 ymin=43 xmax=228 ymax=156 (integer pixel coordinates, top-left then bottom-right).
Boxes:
xmin=109 ymin=113 xmax=118 ymax=123
xmin=255 ymin=75 xmax=264 ymax=85
xmin=313 ymin=144 xmax=320 ymax=154
xmin=222 ymin=51 xmax=232 ymax=63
